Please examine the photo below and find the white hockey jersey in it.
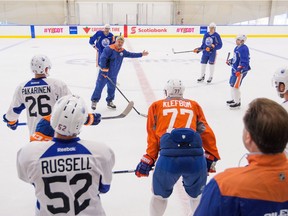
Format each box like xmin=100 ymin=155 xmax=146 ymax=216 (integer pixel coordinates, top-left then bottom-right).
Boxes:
xmin=282 ymin=101 xmax=288 ymax=157
xmin=5 ymin=77 xmax=70 ymax=135
xmin=17 ymin=137 xmax=115 ymax=216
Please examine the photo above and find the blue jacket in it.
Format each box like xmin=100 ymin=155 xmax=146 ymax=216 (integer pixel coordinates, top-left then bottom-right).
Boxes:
xmin=99 ymin=44 xmax=142 ymax=78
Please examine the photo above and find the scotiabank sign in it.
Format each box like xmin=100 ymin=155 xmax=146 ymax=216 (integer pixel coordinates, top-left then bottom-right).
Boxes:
xmin=128 ymin=25 xmax=200 ymax=37
xmin=130 ymin=26 xmax=168 ymax=34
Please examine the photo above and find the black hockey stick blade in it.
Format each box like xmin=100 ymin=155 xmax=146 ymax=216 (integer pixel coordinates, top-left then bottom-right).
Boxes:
xmin=101 ymin=101 xmax=134 ymax=120
xmin=113 ymin=169 xmax=135 ymax=174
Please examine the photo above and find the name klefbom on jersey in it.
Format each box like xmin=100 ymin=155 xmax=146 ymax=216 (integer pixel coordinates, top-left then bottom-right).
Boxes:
xmin=163 ymin=100 xmax=192 ymax=108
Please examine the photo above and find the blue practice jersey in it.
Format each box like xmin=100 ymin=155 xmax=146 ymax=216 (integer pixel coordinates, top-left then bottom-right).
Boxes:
xmin=231 ymin=44 xmax=250 ymax=72
xmin=89 ymin=31 xmax=114 ymax=53
xmin=200 ymin=32 xmax=222 ymax=53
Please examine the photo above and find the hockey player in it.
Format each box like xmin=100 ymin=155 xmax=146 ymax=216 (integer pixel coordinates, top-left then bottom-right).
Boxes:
xmin=226 ymin=34 xmax=251 ymax=109
xmin=272 ymin=67 xmax=288 ymax=157
xmin=17 ymin=95 xmax=115 ymax=216
xmin=273 ymin=67 xmax=288 ymax=112
xmin=135 ymin=79 xmax=220 ymax=216
xmin=194 ymin=22 xmax=222 ymax=83
xmin=3 ymin=54 xmax=71 ymax=135
xmin=89 ymin=24 xmax=115 ymax=67
xmin=194 ymin=98 xmax=288 ymax=216
xmin=91 ymin=36 xmax=149 ymax=110
xmin=30 ymin=112 xmax=102 ymax=141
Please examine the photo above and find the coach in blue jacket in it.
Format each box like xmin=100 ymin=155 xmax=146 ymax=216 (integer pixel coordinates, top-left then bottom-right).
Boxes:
xmin=91 ymin=36 xmax=149 ymax=110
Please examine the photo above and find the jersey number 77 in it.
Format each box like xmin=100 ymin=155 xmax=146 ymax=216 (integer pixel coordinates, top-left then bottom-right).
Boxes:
xmin=163 ymin=108 xmax=194 ymax=133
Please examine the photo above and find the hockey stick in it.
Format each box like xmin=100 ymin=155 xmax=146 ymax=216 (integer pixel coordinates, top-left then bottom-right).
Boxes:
xmin=95 ymin=50 xmax=99 ymax=67
xmin=17 ymin=101 xmax=134 ymax=126
xmin=101 ymin=101 xmax=134 ymax=119
xmin=172 ymin=48 xmax=203 ymax=54
xmin=113 ymin=167 xmax=154 ymax=174
xmin=227 ymin=52 xmax=231 ymax=61
xmin=226 ymin=52 xmax=232 ymax=66
xmin=105 ymin=76 xmax=148 ymax=118
xmin=113 ymin=169 xmax=135 ymax=174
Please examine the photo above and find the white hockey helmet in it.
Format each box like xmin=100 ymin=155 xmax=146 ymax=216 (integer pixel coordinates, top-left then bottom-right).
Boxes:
xmin=209 ymin=22 xmax=216 ymax=28
xmin=236 ymin=34 xmax=247 ymax=42
xmin=164 ymin=79 xmax=185 ymax=98
xmin=273 ymin=67 xmax=288 ymax=98
xmin=104 ymin=24 xmax=111 ymax=29
xmin=51 ymin=95 xmax=88 ymax=136
xmin=31 ymin=54 xmax=52 ymax=76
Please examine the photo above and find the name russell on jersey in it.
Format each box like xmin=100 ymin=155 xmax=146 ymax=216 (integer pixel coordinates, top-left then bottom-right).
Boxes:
xmin=41 ymin=157 xmax=92 ymax=174
xmin=22 ymin=86 xmax=51 ymax=95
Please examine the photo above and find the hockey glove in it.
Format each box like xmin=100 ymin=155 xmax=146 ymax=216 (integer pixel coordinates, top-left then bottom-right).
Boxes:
xmin=85 ymin=113 xmax=101 ymax=126
xmin=3 ymin=114 xmax=18 ymax=130
xmin=205 ymin=152 xmax=218 ymax=173
xmin=196 ymin=121 xmax=206 ymax=134
xmin=135 ymin=154 xmax=155 ymax=177
xmin=205 ymin=44 xmax=215 ymax=52
xmin=100 ymin=68 xmax=109 ymax=78
xmin=226 ymin=58 xmax=233 ymax=66
xmin=193 ymin=48 xmax=201 ymax=54
xmin=235 ymin=66 xmax=244 ymax=77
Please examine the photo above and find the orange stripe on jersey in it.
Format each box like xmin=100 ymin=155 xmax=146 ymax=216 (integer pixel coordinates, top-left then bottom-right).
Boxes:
xmin=43 ymin=115 xmax=51 ymax=122
xmin=30 ymin=131 xmax=52 ymax=142
xmin=109 ymin=44 xmax=124 ymax=52
xmin=146 ymin=98 xmax=220 ymax=160
xmin=234 ymin=75 xmax=242 ymax=88
xmin=215 ymin=153 xmax=288 ymax=202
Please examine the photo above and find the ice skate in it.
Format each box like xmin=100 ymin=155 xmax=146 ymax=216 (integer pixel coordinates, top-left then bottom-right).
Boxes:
xmin=197 ymin=75 xmax=205 ymax=82
xmin=229 ymin=102 xmax=241 ymax=109
xmin=91 ymin=101 xmax=97 ymax=110
xmin=207 ymin=77 xmax=213 ymax=83
xmin=226 ymin=100 xmax=235 ymax=105
xmin=107 ymin=101 xmax=116 ymax=109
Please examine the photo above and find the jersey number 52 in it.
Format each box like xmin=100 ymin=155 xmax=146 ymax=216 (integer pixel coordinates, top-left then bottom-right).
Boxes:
xmin=42 ymin=173 xmax=92 ymax=215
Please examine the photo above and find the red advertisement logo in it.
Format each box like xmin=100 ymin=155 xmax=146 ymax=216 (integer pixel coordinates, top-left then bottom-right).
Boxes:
xmin=43 ymin=28 xmax=63 ymax=33
xmin=83 ymin=27 xmax=91 ymax=34
xmin=176 ymin=28 xmax=195 ymax=33
xmin=131 ymin=27 xmax=137 ymax=34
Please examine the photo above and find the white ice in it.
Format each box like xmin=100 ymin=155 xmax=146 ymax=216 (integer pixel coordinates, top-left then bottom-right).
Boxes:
xmin=0 ymin=36 xmax=287 ymax=216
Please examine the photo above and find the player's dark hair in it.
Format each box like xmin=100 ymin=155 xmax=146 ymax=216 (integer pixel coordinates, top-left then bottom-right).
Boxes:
xmin=243 ymin=98 xmax=288 ymax=154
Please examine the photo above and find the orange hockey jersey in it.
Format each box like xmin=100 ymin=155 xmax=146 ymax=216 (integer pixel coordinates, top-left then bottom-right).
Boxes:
xmin=146 ymin=97 xmax=220 ymax=161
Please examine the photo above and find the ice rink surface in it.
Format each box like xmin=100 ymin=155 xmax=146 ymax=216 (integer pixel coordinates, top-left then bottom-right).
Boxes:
xmin=0 ymin=36 xmax=287 ymax=216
